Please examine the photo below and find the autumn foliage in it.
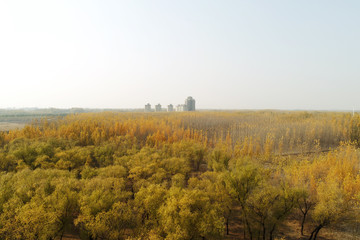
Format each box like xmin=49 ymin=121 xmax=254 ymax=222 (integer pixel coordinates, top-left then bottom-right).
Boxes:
xmin=1 ymin=111 xmax=360 ymax=239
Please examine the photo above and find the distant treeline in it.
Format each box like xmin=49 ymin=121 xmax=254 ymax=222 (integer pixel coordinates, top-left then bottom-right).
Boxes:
xmin=0 ymin=109 xmax=80 ymax=124
xmin=0 ymin=108 xmax=144 ymax=124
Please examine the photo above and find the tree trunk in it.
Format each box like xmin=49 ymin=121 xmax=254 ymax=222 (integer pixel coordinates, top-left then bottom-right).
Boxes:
xmin=226 ymin=217 xmax=229 ymax=235
xmin=269 ymin=224 xmax=276 ymax=240
xmin=301 ymin=212 xmax=307 ymax=236
xmin=241 ymin=207 xmax=252 ymax=240
xmin=245 ymin=216 xmax=253 ymax=240
xmin=262 ymin=222 xmax=266 ymax=240
xmin=308 ymin=225 xmax=322 ymax=240
xmin=299 ymin=199 xmax=312 ymax=236
xmin=313 ymin=225 xmax=322 ymax=240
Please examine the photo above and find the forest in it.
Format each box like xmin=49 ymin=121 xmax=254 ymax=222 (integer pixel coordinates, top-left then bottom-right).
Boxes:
xmin=1 ymin=111 xmax=360 ymax=240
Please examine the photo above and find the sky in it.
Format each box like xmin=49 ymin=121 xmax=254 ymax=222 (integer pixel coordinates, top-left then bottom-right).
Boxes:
xmin=0 ymin=0 xmax=359 ymax=110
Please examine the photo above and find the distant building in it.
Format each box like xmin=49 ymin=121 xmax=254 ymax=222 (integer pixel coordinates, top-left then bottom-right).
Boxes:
xmin=167 ymin=104 xmax=174 ymax=112
xmin=185 ymin=96 xmax=195 ymax=111
xmin=155 ymin=104 xmax=162 ymax=112
xmin=176 ymin=104 xmax=187 ymax=112
xmin=145 ymin=97 xmax=195 ymax=113
xmin=145 ymin=103 xmax=152 ymax=112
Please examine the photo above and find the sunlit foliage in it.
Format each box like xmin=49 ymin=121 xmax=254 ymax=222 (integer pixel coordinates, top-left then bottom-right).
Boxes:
xmin=0 ymin=111 xmax=360 ymax=239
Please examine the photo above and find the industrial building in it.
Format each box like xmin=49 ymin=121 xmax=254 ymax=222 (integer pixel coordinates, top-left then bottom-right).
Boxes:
xmin=167 ymin=104 xmax=174 ymax=112
xmin=185 ymin=96 xmax=195 ymax=111
xmin=144 ymin=97 xmax=195 ymax=112
xmin=155 ymin=104 xmax=162 ymax=112
xmin=144 ymin=103 xmax=151 ymax=112
xmin=176 ymin=104 xmax=187 ymax=111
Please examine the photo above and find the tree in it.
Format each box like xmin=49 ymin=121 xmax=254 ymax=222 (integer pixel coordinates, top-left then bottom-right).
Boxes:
xmin=224 ymin=157 xmax=263 ymax=239
xmin=159 ymin=187 xmax=225 ymax=239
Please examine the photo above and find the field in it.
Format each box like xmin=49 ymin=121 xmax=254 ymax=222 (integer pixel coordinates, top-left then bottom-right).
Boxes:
xmin=1 ymin=111 xmax=360 ymax=240
xmin=0 ymin=108 xmax=110 ymax=131
xmin=0 ymin=122 xmax=25 ymax=131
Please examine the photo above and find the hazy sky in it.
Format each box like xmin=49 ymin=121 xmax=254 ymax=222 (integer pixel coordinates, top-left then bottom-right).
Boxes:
xmin=0 ymin=0 xmax=359 ymax=110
